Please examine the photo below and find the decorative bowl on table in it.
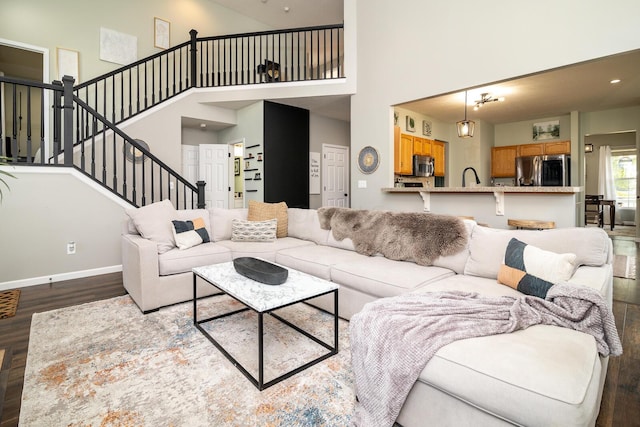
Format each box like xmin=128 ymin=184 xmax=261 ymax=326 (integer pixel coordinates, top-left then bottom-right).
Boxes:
xmin=233 ymin=257 xmax=288 ymax=285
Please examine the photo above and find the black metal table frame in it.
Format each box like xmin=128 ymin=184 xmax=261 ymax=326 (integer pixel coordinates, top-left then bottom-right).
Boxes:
xmin=192 ymin=272 xmax=339 ymax=391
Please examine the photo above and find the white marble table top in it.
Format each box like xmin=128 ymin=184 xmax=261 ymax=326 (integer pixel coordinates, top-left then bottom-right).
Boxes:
xmin=193 ymin=261 xmax=339 ymax=313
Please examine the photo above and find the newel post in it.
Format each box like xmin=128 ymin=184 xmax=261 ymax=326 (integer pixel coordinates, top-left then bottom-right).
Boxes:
xmin=61 ymin=75 xmax=75 ymax=167
xmin=196 ymin=180 xmax=206 ymax=209
xmin=189 ymin=29 xmax=198 ymax=88
xmin=52 ymin=80 xmax=62 ymax=160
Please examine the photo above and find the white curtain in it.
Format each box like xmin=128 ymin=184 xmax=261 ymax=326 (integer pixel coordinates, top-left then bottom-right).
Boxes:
xmin=598 ymin=145 xmax=617 ymax=225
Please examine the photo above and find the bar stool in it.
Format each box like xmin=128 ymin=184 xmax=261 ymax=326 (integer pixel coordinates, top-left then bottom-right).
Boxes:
xmin=507 ymin=219 xmax=556 ymax=230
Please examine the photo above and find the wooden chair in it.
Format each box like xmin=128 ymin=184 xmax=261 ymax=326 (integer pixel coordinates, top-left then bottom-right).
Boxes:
xmin=585 ymin=194 xmax=604 ymax=227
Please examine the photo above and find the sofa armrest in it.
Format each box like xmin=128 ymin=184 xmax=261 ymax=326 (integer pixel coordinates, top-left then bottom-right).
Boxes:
xmin=121 ymin=233 xmax=161 ymax=312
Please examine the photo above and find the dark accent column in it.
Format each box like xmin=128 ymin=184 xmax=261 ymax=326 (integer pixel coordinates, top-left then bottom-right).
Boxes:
xmin=62 ymin=75 xmax=75 ymax=167
xmin=196 ymin=180 xmax=206 ymax=208
xmin=189 ymin=29 xmax=198 ymax=88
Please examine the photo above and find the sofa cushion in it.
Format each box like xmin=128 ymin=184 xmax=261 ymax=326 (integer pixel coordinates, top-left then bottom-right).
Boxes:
xmin=287 ymin=208 xmax=329 ymax=245
xmin=464 ymin=225 xmax=611 ymax=279
xmin=419 ymin=325 xmax=602 ymax=426
xmin=231 ymin=219 xmax=277 ymax=242
xmin=158 ymin=243 xmax=232 ymax=276
xmin=209 ymin=208 xmax=248 ymax=242
xmin=171 ymin=217 xmax=210 ymax=250
xmin=276 ymin=245 xmax=369 ymax=280
xmin=331 ymin=257 xmax=456 ymax=299
xmin=126 ymin=199 xmax=177 ymax=254
xmin=247 ymin=200 xmax=288 ymax=238
xmin=215 ymin=237 xmax=315 ymax=262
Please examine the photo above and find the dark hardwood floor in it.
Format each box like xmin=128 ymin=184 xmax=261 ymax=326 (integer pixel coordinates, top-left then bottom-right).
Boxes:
xmin=0 ymin=237 xmax=638 ymax=426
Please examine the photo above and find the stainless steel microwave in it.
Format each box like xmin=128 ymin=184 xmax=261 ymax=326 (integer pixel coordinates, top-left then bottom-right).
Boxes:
xmin=516 ymin=154 xmax=570 ymax=186
xmin=413 ymin=155 xmax=434 ymax=177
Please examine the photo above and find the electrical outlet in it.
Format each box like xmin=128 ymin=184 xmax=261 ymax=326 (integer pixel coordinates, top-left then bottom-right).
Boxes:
xmin=67 ymin=241 xmax=76 ymax=255
xmin=169 ymin=181 xmax=175 ymax=190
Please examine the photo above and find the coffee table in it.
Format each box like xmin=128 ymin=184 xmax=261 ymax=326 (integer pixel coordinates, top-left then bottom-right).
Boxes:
xmin=192 ymin=261 xmax=339 ymax=390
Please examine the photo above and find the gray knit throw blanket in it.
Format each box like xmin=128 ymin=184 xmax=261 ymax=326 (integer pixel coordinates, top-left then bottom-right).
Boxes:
xmin=349 ymin=284 xmax=623 ymax=427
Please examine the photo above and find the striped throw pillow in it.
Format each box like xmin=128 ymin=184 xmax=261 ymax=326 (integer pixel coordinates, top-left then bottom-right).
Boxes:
xmin=231 ymin=219 xmax=277 ymax=242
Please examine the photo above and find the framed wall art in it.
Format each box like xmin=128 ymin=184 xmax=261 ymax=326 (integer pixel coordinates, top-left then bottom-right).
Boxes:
xmin=56 ymin=47 xmax=79 ymax=82
xmin=406 ymin=115 xmax=416 ymax=132
xmin=154 ymin=17 xmax=170 ymax=49
xmin=533 ymin=120 xmax=560 ymax=141
xmin=422 ymin=120 xmax=432 ymax=136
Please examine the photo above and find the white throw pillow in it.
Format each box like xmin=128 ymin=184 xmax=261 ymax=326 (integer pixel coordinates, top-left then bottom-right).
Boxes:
xmin=231 ymin=219 xmax=277 ymax=242
xmin=126 ymin=199 xmax=177 ymax=254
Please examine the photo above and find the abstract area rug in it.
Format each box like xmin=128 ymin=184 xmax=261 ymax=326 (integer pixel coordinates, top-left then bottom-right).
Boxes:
xmin=20 ymin=295 xmax=354 ymax=426
xmin=613 ymin=254 xmax=636 ymax=279
xmin=0 ymin=289 xmax=20 ymax=319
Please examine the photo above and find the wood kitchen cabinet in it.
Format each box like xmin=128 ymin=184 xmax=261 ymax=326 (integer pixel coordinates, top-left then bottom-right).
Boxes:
xmin=517 ymin=143 xmax=544 ymax=157
xmin=491 ymin=145 xmax=518 ymax=178
xmin=543 ymin=140 xmax=571 ymax=155
xmin=432 ymin=140 xmax=445 ymax=176
xmin=394 ymin=129 xmax=414 ymax=175
xmin=413 ymin=137 xmax=432 ymax=156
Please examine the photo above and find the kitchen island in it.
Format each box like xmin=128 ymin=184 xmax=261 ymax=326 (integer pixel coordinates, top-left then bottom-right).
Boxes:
xmin=381 ymin=186 xmax=582 ymax=228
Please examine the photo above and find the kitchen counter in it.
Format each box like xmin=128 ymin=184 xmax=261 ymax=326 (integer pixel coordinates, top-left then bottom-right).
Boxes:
xmin=380 ymin=186 xmax=583 ymax=228
xmin=382 ymin=186 xmax=582 ymax=194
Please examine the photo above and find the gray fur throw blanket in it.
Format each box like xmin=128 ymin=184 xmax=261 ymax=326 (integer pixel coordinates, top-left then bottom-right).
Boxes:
xmin=350 ymin=284 xmax=623 ymax=427
xmin=317 ymin=207 xmax=468 ymax=266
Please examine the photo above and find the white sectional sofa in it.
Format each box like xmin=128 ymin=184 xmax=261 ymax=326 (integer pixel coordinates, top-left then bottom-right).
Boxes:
xmin=121 ymin=201 xmax=614 ymax=427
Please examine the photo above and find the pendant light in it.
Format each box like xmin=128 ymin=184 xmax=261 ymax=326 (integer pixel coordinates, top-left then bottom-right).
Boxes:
xmin=456 ymin=91 xmax=475 ymax=138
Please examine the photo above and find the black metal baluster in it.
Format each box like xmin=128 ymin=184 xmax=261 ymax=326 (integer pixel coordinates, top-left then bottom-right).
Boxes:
xmin=80 ymin=106 xmax=85 ymax=171
xmin=145 ymin=62 xmax=149 ymax=109
xmin=101 ymin=126 xmax=107 ymax=184
xmin=141 ymin=151 xmax=146 ymax=206
xmin=172 ymin=50 xmax=176 ymax=95
xmin=39 ymin=89 xmax=45 ymax=163
xmin=317 ymin=30 xmax=320 ymax=80
xmin=11 ymin=85 xmax=17 ymax=161
xmin=323 ymin=29 xmax=327 ymax=79
xmin=122 ymin=136 xmax=127 ymax=199
xmin=152 ymin=59 xmax=156 ymax=104
xmin=91 ymin=116 xmax=97 ymax=178
xmin=159 ymin=167 xmax=163 ymax=201
xmin=165 ymin=53 xmax=169 ymax=99
xmin=128 ymin=69 xmax=132 ymax=117
xmin=132 ymin=142 xmax=137 ymax=206
xmin=26 ymin=86 xmax=32 ymax=162
xmin=112 ymin=130 xmax=117 ymax=191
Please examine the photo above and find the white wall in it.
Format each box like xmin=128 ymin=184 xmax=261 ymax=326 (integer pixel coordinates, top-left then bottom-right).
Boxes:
xmin=351 ymin=0 xmax=640 ymax=211
xmin=0 ymin=168 xmax=127 ymax=289
xmin=0 ymin=0 xmax=272 ymax=84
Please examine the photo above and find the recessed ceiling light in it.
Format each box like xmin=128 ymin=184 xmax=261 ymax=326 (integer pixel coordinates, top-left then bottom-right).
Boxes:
xmin=610 ymin=79 xmax=621 ymax=84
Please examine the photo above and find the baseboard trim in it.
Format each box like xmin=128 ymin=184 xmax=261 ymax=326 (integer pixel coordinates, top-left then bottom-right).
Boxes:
xmin=0 ymin=265 xmax=123 ymax=291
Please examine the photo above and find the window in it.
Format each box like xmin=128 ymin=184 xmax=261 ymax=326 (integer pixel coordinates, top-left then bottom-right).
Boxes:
xmin=612 ymin=153 xmax=636 ymax=208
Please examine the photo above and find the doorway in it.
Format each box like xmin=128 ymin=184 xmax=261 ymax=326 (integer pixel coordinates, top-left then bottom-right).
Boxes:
xmin=584 ymin=131 xmax=638 ymax=240
xmin=0 ymin=39 xmax=49 ymax=159
xmin=322 ymin=144 xmax=349 ymax=207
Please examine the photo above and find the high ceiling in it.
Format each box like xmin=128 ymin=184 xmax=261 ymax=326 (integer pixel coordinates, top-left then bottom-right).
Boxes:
xmin=399 ymin=49 xmax=640 ymax=126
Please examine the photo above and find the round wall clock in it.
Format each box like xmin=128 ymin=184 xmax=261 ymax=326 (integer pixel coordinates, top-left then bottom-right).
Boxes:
xmin=357 ymin=146 xmax=380 ymax=174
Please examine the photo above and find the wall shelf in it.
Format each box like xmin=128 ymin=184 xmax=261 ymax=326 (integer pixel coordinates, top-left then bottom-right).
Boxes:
xmin=246 ymin=144 xmax=260 ymax=149
xmin=244 ymin=168 xmax=258 ymax=172
xmin=246 ymin=189 xmax=258 ymax=193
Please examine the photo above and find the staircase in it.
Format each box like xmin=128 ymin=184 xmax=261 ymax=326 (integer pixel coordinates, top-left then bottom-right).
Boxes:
xmin=0 ymin=25 xmax=344 ymax=209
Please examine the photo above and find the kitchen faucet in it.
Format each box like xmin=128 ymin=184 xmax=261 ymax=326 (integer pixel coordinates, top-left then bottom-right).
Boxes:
xmin=462 ymin=167 xmax=481 ymax=187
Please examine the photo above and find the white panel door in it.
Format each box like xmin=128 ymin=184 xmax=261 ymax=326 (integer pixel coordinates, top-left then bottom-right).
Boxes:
xmin=199 ymin=144 xmax=229 ymax=208
xmin=181 ymin=145 xmax=199 ymax=185
xmin=322 ymin=144 xmax=349 ymax=207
